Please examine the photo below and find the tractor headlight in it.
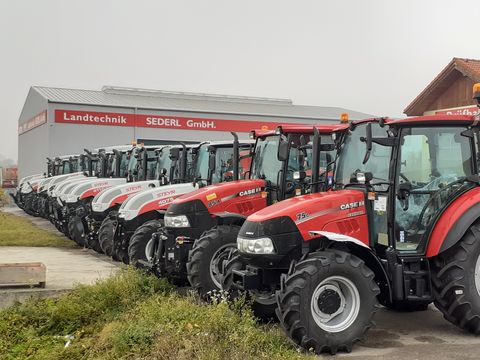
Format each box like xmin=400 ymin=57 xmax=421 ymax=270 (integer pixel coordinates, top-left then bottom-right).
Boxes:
xmin=237 ymin=236 xmax=276 ymax=254
xmin=164 ymin=215 xmax=190 ymax=228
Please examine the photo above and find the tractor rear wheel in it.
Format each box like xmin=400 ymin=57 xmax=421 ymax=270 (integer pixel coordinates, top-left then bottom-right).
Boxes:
xmin=276 ymin=249 xmax=379 ymax=354
xmin=431 ymin=223 xmax=480 ymax=334
xmin=187 ymin=225 xmax=240 ymax=298
xmin=128 ymin=219 xmax=163 ymax=268
xmin=99 ymin=217 xmax=116 ymax=258
xmin=68 ymin=213 xmax=86 ymax=247
xmin=221 ymin=249 xmax=277 ymax=321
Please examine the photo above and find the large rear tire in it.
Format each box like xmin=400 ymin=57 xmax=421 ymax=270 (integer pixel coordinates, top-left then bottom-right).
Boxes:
xmin=99 ymin=217 xmax=115 ymax=257
xmin=276 ymin=249 xmax=379 ymax=354
xmin=187 ymin=225 xmax=239 ymax=298
xmin=431 ymin=223 xmax=480 ymax=334
xmin=128 ymin=219 xmax=163 ymax=268
xmin=222 ymin=249 xmax=278 ymax=321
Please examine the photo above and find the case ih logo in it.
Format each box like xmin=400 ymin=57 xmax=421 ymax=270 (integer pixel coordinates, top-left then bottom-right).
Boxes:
xmin=55 ymin=110 xmax=305 ymax=133
xmin=340 ymin=201 xmax=365 ymax=210
xmin=239 ymin=187 xmax=262 ymax=196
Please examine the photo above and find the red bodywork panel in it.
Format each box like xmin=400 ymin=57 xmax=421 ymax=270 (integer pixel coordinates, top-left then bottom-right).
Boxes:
xmin=247 ymin=189 xmax=369 ymax=245
xmin=426 ymin=187 xmax=480 ymax=257
xmin=80 ymin=185 xmax=111 ymax=199
xmin=171 ymin=179 xmax=268 ymax=217
xmin=110 ymin=192 xmax=140 ymax=207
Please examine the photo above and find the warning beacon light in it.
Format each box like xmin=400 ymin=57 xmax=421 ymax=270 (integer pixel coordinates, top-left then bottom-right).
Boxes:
xmin=340 ymin=113 xmax=349 ymax=123
xmin=474 ymin=83 xmax=480 ymax=106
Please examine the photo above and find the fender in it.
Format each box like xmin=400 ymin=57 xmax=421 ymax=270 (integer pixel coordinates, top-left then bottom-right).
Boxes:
xmin=310 ymin=230 xmax=392 ymax=303
xmin=426 ymin=187 xmax=480 ymax=257
xmin=212 ymin=212 xmax=247 ymax=226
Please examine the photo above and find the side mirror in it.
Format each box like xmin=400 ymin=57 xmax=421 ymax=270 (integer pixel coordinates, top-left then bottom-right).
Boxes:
xmin=277 ymin=139 xmax=289 ymax=161
xmin=361 ymin=123 xmax=373 ymax=164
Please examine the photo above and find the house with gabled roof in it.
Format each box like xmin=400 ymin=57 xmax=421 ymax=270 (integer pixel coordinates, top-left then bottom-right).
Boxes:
xmin=404 ymin=58 xmax=480 ymax=117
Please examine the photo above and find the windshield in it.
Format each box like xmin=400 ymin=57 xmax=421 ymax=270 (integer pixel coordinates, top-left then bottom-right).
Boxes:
xmin=145 ymin=150 xmax=157 ymax=180
xmin=156 ymin=147 xmax=173 ymax=180
xmin=111 ymin=152 xmax=129 ymax=178
xmin=335 ymin=122 xmax=391 ymax=188
xmin=62 ymin=161 xmax=70 ymax=174
xmin=127 ymin=149 xmax=139 ymax=173
xmin=194 ymin=144 xmax=237 ymax=184
xmin=251 ymin=135 xmax=283 ymax=185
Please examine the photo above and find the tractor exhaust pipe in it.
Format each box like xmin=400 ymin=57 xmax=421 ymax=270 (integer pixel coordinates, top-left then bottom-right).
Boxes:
xmin=231 ymin=132 xmax=239 ymax=181
xmin=179 ymin=143 xmax=187 ymax=181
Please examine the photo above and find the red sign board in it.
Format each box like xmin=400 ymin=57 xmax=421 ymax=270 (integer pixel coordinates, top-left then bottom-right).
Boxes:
xmin=435 ymin=106 xmax=479 ymax=116
xmin=18 ymin=110 xmax=47 ymax=135
xmin=55 ymin=110 xmax=301 ymax=133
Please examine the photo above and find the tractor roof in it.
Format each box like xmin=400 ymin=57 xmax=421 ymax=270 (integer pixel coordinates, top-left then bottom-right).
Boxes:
xmin=254 ymin=123 xmax=349 ymax=138
xmin=352 ymin=114 xmax=479 ymax=128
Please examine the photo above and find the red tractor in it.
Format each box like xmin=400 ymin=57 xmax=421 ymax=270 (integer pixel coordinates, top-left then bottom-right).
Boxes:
xmin=223 ymin=86 xmax=480 ymax=354
xmin=146 ymin=123 xmax=347 ymax=294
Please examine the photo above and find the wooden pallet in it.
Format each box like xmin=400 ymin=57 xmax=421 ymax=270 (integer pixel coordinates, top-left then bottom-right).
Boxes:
xmin=0 ymin=262 xmax=46 ymax=288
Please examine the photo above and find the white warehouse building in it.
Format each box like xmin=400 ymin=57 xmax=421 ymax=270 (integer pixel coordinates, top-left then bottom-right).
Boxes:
xmin=17 ymin=85 xmax=373 ymax=178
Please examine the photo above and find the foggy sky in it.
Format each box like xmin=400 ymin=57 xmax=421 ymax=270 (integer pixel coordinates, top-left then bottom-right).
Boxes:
xmin=1 ymin=0 xmax=479 ymax=162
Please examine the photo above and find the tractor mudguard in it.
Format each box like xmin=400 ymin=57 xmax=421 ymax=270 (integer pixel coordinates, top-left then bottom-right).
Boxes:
xmin=426 ymin=187 xmax=480 ymax=257
xmin=310 ymin=230 xmax=392 ymax=303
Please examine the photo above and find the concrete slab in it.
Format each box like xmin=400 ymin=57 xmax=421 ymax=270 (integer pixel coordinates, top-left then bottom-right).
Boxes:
xmin=0 ymin=246 xmax=122 ymax=308
xmin=334 ymin=305 xmax=480 ymax=359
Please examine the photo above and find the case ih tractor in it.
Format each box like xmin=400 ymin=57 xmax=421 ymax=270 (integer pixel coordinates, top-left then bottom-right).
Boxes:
xmin=111 ymin=136 xmax=253 ymax=264
xmin=146 ymin=124 xmax=347 ymax=293
xmin=223 ymin=87 xmax=480 ymax=354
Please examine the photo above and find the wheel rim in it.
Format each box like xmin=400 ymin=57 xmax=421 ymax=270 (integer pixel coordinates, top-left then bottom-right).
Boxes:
xmin=145 ymin=238 xmax=154 ymax=262
xmin=475 ymin=253 xmax=480 ymax=296
xmin=311 ymin=275 xmax=360 ymax=333
xmin=210 ymin=244 xmax=236 ymax=289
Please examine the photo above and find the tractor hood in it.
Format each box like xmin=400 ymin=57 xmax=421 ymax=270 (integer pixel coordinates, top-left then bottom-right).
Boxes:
xmin=64 ymin=178 xmax=127 ymax=204
xmin=18 ymin=173 xmax=44 ymax=189
xmin=167 ymin=179 xmax=267 ymax=216
xmin=55 ymin=178 xmax=93 ymax=201
xmin=244 ymin=189 xmax=369 ymax=244
xmin=91 ymin=179 xmax=163 ymax=213
xmin=47 ymin=172 xmax=88 ymax=196
xmin=118 ymin=182 xmax=198 ymax=221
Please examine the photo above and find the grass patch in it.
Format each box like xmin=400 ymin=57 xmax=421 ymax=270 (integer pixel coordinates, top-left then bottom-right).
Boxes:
xmin=0 ymin=269 xmax=313 ymax=360
xmin=0 ymin=212 xmax=77 ymax=248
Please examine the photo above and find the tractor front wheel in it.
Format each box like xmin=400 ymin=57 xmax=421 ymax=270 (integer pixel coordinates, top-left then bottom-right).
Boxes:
xmin=99 ymin=217 xmax=116 ymax=258
xmin=187 ymin=225 xmax=240 ymax=298
xmin=431 ymin=223 xmax=480 ymax=334
xmin=128 ymin=219 xmax=163 ymax=268
xmin=276 ymin=249 xmax=379 ymax=354
xmin=68 ymin=213 xmax=86 ymax=247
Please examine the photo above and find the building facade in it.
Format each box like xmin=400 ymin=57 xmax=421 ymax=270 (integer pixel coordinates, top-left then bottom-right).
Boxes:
xmin=18 ymin=86 xmax=373 ymax=178
xmin=404 ymin=58 xmax=480 ymax=117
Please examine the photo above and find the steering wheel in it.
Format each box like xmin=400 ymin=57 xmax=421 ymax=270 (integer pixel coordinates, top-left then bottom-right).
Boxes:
xmin=416 ymin=178 xmax=466 ymax=228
